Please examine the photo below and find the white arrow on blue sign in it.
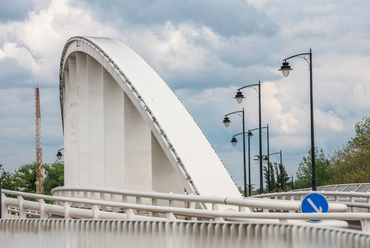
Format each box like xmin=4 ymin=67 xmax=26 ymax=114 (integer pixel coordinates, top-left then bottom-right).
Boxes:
xmin=301 ymin=193 xmax=329 ymax=222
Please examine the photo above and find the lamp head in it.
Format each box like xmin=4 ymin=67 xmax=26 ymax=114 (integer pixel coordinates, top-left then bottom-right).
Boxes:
xmin=279 ymin=61 xmax=292 ymax=77
xmin=234 ymin=90 xmax=245 ymax=104
xmin=231 ymin=137 xmax=238 ymax=147
xmin=56 ymin=151 xmax=63 ymax=160
xmin=247 ymin=131 xmax=253 ymax=139
xmin=223 ymin=117 xmax=231 ymax=128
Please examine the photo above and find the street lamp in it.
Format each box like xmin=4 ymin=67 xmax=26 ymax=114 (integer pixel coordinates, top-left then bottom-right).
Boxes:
xmin=279 ymin=49 xmax=316 ymax=191
xmin=230 ymin=131 xmax=253 ymax=196
xmin=223 ymin=109 xmax=247 ymax=197
xmin=56 ymin=148 xmax=64 ymax=161
xmin=235 ymin=81 xmax=263 ymax=194
xmin=230 ymin=137 xmax=238 ymax=147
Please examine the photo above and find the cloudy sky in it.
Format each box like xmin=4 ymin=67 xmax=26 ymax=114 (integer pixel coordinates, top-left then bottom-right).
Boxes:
xmin=1 ymin=0 xmax=369 ymax=189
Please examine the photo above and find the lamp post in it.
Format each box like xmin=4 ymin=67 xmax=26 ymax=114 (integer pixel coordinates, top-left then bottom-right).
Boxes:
xmin=223 ymin=109 xmax=247 ymax=197
xmin=234 ymin=81 xmax=263 ymax=194
xmin=279 ymin=49 xmax=316 ymax=191
xmin=230 ymin=131 xmax=253 ymax=196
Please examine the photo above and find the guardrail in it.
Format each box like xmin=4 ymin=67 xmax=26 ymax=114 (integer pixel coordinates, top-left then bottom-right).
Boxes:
xmin=252 ymin=191 xmax=370 ymax=212
xmin=2 ymin=187 xmax=363 ymax=229
xmin=50 ymin=186 xmax=348 ymax=213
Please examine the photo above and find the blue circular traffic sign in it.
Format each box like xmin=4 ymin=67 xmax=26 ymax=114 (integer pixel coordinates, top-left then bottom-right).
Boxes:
xmin=301 ymin=193 xmax=329 ymax=222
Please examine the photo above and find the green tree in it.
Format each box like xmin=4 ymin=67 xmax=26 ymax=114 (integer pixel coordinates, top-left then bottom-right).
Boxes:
xmin=0 ymin=164 xmax=13 ymax=189
xmin=264 ymin=162 xmax=277 ymax=191
xmin=43 ymin=162 xmax=64 ymax=195
xmin=295 ymin=148 xmax=331 ymax=189
xmin=330 ymin=117 xmax=370 ymax=183
xmin=8 ymin=163 xmax=37 ymax=193
xmin=264 ymin=162 xmax=290 ymax=192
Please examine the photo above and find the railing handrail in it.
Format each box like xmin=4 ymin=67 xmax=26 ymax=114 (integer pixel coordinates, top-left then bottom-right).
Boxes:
xmin=252 ymin=191 xmax=370 ymax=199
xmin=49 ymin=187 xmax=347 ymax=212
xmin=51 ymin=186 xmax=232 ymax=205
xmin=0 ymin=190 xmax=358 ymax=221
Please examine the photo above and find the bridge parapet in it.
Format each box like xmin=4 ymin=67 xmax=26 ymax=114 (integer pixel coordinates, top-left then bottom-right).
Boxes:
xmin=1 ymin=219 xmax=370 ymax=247
xmin=1 ymin=188 xmax=355 ymax=228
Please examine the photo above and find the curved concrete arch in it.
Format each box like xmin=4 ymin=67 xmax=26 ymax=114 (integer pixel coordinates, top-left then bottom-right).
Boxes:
xmin=59 ymin=36 xmax=241 ymax=198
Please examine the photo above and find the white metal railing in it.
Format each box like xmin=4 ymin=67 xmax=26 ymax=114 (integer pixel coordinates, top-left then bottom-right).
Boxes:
xmin=50 ymin=186 xmax=348 ymax=213
xmin=5 ymin=188 xmax=370 ymax=231
xmin=252 ymin=191 xmax=370 ymax=212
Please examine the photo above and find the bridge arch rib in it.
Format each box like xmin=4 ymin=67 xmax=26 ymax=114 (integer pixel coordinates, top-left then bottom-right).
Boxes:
xmin=59 ymin=36 xmax=241 ymax=198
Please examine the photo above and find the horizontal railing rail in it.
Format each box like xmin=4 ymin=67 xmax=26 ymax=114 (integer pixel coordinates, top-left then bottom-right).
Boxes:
xmin=50 ymin=186 xmax=347 ymax=212
xmin=6 ymin=188 xmax=370 ymax=232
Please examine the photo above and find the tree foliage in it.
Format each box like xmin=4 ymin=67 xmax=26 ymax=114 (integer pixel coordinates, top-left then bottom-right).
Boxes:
xmin=264 ymin=162 xmax=291 ymax=192
xmin=294 ymin=148 xmax=331 ymax=189
xmin=5 ymin=163 xmax=37 ymax=193
xmin=329 ymin=117 xmax=370 ymax=183
xmin=43 ymin=162 xmax=64 ymax=195
xmin=0 ymin=164 xmax=13 ymax=190
xmin=0 ymin=162 xmax=64 ymax=195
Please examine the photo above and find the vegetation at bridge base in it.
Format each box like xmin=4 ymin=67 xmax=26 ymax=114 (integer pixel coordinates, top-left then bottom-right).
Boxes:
xmin=0 ymin=162 xmax=64 ymax=197
xmin=294 ymin=148 xmax=332 ymax=189
xmin=329 ymin=117 xmax=370 ymax=183
xmin=43 ymin=162 xmax=64 ymax=195
xmin=294 ymin=117 xmax=370 ymax=189
xmin=263 ymin=162 xmax=292 ymax=193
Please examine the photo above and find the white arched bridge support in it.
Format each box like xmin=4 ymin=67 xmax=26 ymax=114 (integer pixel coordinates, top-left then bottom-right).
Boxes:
xmin=59 ymin=36 xmax=241 ymax=199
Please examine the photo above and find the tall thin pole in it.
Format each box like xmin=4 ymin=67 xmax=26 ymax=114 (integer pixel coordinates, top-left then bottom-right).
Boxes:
xmin=248 ymin=130 xmax=252 ymax=196
xmin=242 ymin=109 xmax=247 ymax=197
xmin=280 ymin=150 xmax=283 ymax=191
xmin=309 ymin=49 xmax=316 ymax=191
xmin=267 ymin=124 xmax=270 ymax=193
xmin=258 ymin=81 xmax=263 ymax=194
xmin=0 ymin=179 xmax=2 ymax=219
xmin=35 ymin=86 xmax=44 ymax=195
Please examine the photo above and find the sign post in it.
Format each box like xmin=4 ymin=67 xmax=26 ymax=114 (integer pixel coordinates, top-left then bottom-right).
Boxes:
xmin=301 ymin=193 xmax=329 ymax=222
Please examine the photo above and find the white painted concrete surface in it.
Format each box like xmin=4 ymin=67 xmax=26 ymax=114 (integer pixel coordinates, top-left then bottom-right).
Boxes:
xmin=59 ymin=36 xmax=241 ymax=198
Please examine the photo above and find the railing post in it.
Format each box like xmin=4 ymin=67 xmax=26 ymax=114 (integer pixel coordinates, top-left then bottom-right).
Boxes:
xmin=17 ymin=196 xmax=26 ymax=218
xmin=152 ymin=198 xmax=159 ymax=217
xmin=111 ymin=194 xmax=119 ymax=213
xmin=92 ymin=205 xmax=100 ymax=219
xmin=1 ymin=193 xmax=9 ymax=219
xmin=351 ymin=196 xmax=356 ymax=212
xmin=136 ymin=197 xmax=143 ymax=215
xmin=166 ymin=212 xmax=176 ymax=221
xmin=189 ymin=199 xmax=197 ymax=221
xmin=361 ymin=219 xmax=370 ymax=233
xmin=101 ymin=193 xmax=107 ymax=211
xmin=84 ymin=191 xmax=90 ymax=209
xmin=64 ymin=202 xmax=72 ymax=219
xmin=39 ymin=199 xmax=48 ymax=219
xmin=126 ymin=209 xmax=135 ymax=220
